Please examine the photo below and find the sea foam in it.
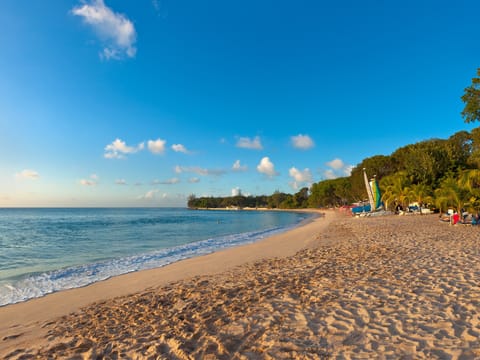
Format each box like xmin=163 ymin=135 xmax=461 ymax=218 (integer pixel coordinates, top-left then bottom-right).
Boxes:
xmin=0 ymin=224 xmax=297 ymax=306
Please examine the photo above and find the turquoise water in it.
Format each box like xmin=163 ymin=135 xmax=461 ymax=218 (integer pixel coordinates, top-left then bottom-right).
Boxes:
xmin=0 ymin=208 xmax=311 ymax=306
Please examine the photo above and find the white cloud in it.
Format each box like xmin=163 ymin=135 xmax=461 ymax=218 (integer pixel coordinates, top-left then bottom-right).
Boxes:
xmin=323 ymin=169 xmax=337 ymax=180
xmin=115 ymin=179 xmax=127 ymax=185
xmin=174 ymin=166 xmax=226 ymax=176
xmin=104 ymin=138 xmax=144 ymax=159
xmin=326 ymin=158 xmax=345 ymax=170
xmin=289 ymin=167 xmax=313 ymax=190
xmin=80 ymin=179 xmax=97 ymax=186
xmin=72 ymin=0 xmax=137 ymax=60
xmin=148 ymin=138 xmax=167 ymax=154
xmin=236 ymin=136 xmax=263 ymax=150
xmin=231 ymin=187 xmax=242 ymax=196
xmin=15 ymin=169 xmax=40 ymax=180
xmin=152 ymin=177 xmax=180 ymax=185
xmin=257 ymin=157 xmax=278 ymax=177
xmin=324 ymin=158 xmax=353 ymax=179
xmin=171 ymin=144 xmax=189 ymax=154
xmin=343 ymin=165 xmax=354 ymax=176
xmin=188 ymin=177 xmax=200 ymax=183
xmin=232 ymin=160 xmax=248 ymax=172
xmin=291 ymin=134 xmax=314 ymax=150
xmin=80 ymin=174 xmax=99 ymax=186
xmin=137 ymin=189 xmax=158 ymax=200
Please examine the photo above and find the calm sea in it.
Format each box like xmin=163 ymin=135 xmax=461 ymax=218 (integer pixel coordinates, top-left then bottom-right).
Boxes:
xmin=0 ymin=208 xmax=311 ymax=306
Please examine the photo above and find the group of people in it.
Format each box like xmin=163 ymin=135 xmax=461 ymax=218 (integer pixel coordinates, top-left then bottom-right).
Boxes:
xmin=440 ymin=211 xmax=480 ymax=225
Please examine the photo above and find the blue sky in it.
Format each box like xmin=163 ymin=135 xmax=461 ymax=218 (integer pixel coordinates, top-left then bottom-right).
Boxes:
xmin=1 ymin=0 xmax=479 ymax=207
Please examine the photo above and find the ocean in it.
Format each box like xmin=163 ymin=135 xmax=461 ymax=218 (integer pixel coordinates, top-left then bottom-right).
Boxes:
xmin=0 ymin=208 xmax=312 ymax=306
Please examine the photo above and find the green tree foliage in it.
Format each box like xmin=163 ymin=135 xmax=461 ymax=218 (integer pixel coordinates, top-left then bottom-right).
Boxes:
xmin=293 ymin=187 xmax=309 ymax=208
xmin=468 ymin=127 xmax=480 ymax=167
xmin=391 ymin=140 xmax=449 ymax=188
xmin=461 ymin=68 xmax=480 ymax=123
xmin=308 ymin=177 xmax=352 ymax=208
xmin=308 ymin=180 xmax=336 ymax=208
xmin=380 ymin=172 xmax=411 ymax=211
xmin=188 ymin=126 xmax=480 ymax=214
xmin=350 ymin=155 xmax=396 ymax=200
xmin=446 ymin=131 xmax=472 ymax=171
xmin=434 ymin=175 xmax=468 ymax=213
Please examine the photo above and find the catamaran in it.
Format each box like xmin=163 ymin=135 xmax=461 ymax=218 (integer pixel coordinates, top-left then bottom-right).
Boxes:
xmin=351 ymin=168 xmax=385 ymax=216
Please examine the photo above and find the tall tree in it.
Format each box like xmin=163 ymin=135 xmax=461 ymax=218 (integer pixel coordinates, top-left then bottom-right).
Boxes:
xmin=434 ymin=175 xmax=467 ymax=213
xmin=468 ymin=127 xmax=480 ymax=167
xmin=407 ymin=183 xmax=433 ymax=213
xmin=446 ymin=131 xmax=472 ymax=171
xmin=461 ymin=68 xmax=480 ymax=123
xmin=391 ymin=139 xmax=450 ymax=188
xmin=380 ymin=172 xmax=411 ymax=211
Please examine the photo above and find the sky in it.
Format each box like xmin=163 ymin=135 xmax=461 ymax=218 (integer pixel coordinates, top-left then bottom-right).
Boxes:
xmin=1 ymin=0 xmax=480 ymax=207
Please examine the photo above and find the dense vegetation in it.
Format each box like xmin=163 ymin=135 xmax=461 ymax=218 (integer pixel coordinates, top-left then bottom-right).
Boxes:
xmin=188 ymin=129 xmax=480 ymax=212
xmin=188 ymin=188 xmax=309 ymax=209
xmin=188 ymin=68 xmax=480 ymax=213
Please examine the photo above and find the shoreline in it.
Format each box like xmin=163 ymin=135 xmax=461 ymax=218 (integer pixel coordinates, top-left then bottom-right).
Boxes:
xmin=0 ymin=207 xmax=316 ymax=308
xmin=6 ymin=212 xmax=479 ymax=358
xmin=0 ymin=209 xmax=333 ymax=357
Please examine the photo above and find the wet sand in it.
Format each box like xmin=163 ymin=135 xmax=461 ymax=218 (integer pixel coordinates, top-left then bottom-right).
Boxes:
xmin=2 ymin=212 xmax=480 ymax=359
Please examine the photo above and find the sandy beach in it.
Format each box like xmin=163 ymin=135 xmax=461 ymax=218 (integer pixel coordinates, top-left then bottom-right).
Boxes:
xmin=2 ymin=210 xmax=480 ymax=359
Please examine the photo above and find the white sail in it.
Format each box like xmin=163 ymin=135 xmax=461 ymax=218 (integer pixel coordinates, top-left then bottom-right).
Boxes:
xmin=363 ymin=168 xmax=375 ymax=210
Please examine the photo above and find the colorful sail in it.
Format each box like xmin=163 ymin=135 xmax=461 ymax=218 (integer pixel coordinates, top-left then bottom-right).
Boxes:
xmin=352 ymin=169 xmax=385 ymax=215
xmin=363 ymin=168 xmax=375 ymax=210
xmin=369 ymin=177 xmax=382 ymax=210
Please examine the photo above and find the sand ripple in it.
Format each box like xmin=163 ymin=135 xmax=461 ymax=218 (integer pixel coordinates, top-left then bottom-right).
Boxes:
xmin=5 ymin=215 xmax=480 ymax=359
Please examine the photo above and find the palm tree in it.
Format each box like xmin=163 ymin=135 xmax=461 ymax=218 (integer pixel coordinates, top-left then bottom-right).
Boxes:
xmin=457 ymin=169 xmax=480 ymax=212
xmin=407 ymin=183 xmax=433 ymax=213
xmin=459 ymin=169 xmax=480 ymax=193
xmin=380 ymin=172 xmax=410 ymax=211
xmin=434 ymin=175 xmax=467 ymax=213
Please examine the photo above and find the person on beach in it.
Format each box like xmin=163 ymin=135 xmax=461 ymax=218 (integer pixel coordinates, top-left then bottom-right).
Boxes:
xmin=452 ymin=211 xmax=460 ymax=225
xmin=473 ymin=213 xmax=480 ymax=225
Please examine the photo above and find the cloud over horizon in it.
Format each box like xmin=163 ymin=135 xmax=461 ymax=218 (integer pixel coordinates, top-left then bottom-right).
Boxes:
xmin=257 ymin=157 xmax=278 ymax=177
xmin=72 ymin=0 xmax=137 ymax=60
xmin=15 ymin=169 xmax=40 ymax=180
xmin=80 ymin=174 xmax=99 ymax=186
xmin=175 ymin=165 xmax=226 ymax=176
xmin=324 ymin=158 xmax=353 ymax=179
xmin=137 ymin=189 xmax=158 ymax=200
xmin=289 ymin=167 xmax=313 ymax=190
xmin=104 ymin=138 xmax=144 ymax=159
xmin=232 ymin=160 xmax=248 ymax=172
xmin=152 ymin=177 xmax=180 ymax=185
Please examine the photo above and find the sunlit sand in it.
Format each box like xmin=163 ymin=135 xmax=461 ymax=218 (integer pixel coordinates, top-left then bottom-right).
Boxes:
xmin=2 ymin=211 xmax=480 ymax=359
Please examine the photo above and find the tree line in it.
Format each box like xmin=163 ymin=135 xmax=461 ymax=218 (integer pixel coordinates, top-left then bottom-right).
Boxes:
xmin=187 ymin=188 xmax=310 ymax=209
xmin=189 ymin=68 xmax=480 ymax=213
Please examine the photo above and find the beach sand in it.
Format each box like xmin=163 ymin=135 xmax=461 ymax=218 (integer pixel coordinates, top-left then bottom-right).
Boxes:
xmin=2 ymin=211 xmax=480 ymax=359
